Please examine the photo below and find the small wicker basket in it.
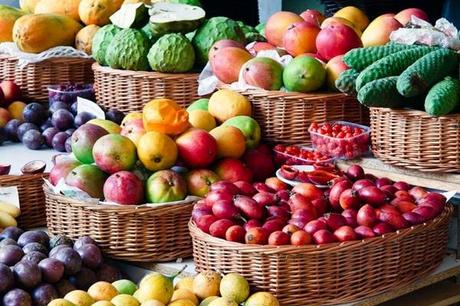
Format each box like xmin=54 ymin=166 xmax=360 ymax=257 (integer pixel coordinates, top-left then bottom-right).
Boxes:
xmin=370 ymin=107 xmax=460 ymax=173
xmin=0 ymin=54 xmax=94 ymax=102
xmin=93 ymin=63 xmax=201 ymax=113
xmin=44 ymin=185 xmax=195 ymax=262
xmin=0 ymin=174 xmax=48 ymax=229
xmin=190 ymin=204 xmax=453 ymax=305
xmin=221 ymin=87 xmax=369 ymax=145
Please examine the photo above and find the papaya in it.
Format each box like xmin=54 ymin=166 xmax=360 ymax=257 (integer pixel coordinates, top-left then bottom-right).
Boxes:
xmin=0 ymin=5 xmax=25 ymax=42
xmin=34 ymin=0 xmax=81 ymax=22
xmin=13 ymin=14 xmax=82 ymax=53
xmin=75 ymin=24 xmax=100 ymax=54
xmin=19 ymin=0 xmax=40 ymax=13
xmin=79 ymin=0 xmax=124 ymax=26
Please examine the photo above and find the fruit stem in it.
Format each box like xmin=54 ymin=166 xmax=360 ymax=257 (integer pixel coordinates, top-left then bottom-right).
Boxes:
xmin=168 ymin=265 xmax=187 ymax=281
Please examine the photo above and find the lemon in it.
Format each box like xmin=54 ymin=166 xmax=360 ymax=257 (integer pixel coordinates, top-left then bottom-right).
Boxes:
xmin=170 ymin=288 xmax=198 ymax=305
xmin=111 ymin=294 xmax=140 ymax=306
xmin=219 ymin=273 xmax=249 ymax=304
xmin=208 ymin=297 xmax=237 ymax=306
xmin=188 ymin=110 xmax=216 ymax=131
xmin=244 ymin=292 xmax=280 ymax=306
xmin=208 ymin=89 xmax=251 ymax=123
xmin=192 ymin=271 xmax=221 ymax=300
xmin=88 ymin=282 xmax=119 ymax=301
xmin=64 ymin=290 xmax=95 ymax=306
xmin=175 ymin=277 xmax=194 ymax=291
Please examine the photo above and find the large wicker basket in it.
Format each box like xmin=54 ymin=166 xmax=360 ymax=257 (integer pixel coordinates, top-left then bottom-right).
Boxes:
xmin=190 ymin=204 xmax=453 ymax=305
xmin=93 ymin=63 xmax=200 ymax=113
xmin=44 ymin=185 xmax=194 ymax=262
xmin=370 ymin=107 xmax=460 ymax=173
xmin=0 ymin=54 xmax=94 ymax=102
xmin=0 ymin=174 xmax=48 ymax=229
xmin=221 ymin=87 xmax=369 ymax=145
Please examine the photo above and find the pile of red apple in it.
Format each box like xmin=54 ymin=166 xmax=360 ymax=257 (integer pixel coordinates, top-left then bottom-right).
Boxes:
xmin=192 ymin=165 xmax=447 ymax=246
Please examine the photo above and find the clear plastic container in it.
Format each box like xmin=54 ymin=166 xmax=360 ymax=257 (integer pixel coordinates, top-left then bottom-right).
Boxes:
xmin=309 ymin=121 xmax=371 ymax=159
xmin=48 ymin=83 xmax=95 ymax=106
xmin=273 ymin=145 xmax=336 ymax=166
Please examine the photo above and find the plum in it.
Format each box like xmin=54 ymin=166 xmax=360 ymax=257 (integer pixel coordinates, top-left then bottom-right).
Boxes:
xmin=70 ymin=102 xmax=78 ymax=115
xmin=105 ymin=109 xmax=124 ymax=124
xmin=73 ymin=236 xmax=97 ymax=250
xmin=65 ymin=136 xmax=73 ymax=152
xmin=40 ymin=118 xmax=53 ymax=132
xmin=0 ymin=238 xmax=17 ymax=247
xmin=74 ymin=112 xmax=95 ymax=127
xmin=0 ymin=227 xmax=24 ymax=241
xmin=13 ymin=261 xmax=41 ymax=288
xmin=52 ymin=132 xmax=70 ymax=152
xmin=69 ymin=266 xmax=97 ymax=290
xmin=65 ymin=128 xmax=75 ymax=136
xmin=17 ymin=230 xmax=49 ymax=247
xmin=21 ymin=251 xmax=47 ymax=265
xmin=0 ymin=245 xmax=24 ymax=266
xmin=3 ymin=288 xmax=32 ymax=306
xmin=53 ymin=247 xmax=82 ymax=276
xmin=76 ymin=243 xmax=102 ymax=269
xmin=55 ymin=279 xmax=76 ymax=297
xmin=23 ymin=102 xmax=48 ymax=124
xmin=4 ymin=119 xmax=21 ymax=142
xmin=32 ymin=283 xmax=58 ymax=306
xmin=0 ymin=263 xmax=14 ymax=293
xmin=22 ymin=129 xmax=44 ymax=150
xmin=49 ymin=245 xmax=71 ymax=258
xmin=52 ymin=109 xmax=74 ymax=131
xmin=42 ymin=127 xmax=60 ymax=147
xmin=39 ymin=258 xmax=65 ymax=283
xmin=22 ymin=242 xmax=48 ymax=255
xmin=17 ymin=123 xmax=39 ymax=142
xmin=49 ymin=234 xmax=73 ymax=249
xmin=96 ymin=263 xmax=123 ymax=282
xmin=49 ymin=101 xmax=69 ymax=113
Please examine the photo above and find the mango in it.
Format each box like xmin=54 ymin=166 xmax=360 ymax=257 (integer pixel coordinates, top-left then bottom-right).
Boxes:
xmin=361 ymin=15 xmax=403 ymax=47
xmin=0 ymin=201 xmax=21 ymax=218
xmin=19 ymin=0 xmax=40 ymax=13
xmin=0 ymin=211 xmax=17 ymax=228
xmin=0 ymin=5 xmax=25 ymax=42
xmin=79 ymin=0 xmax=124 ymax=26
xmin=34 ymin=0 xmax=81 ymax=21
xmin=13 ymin=14 xmax=82 ymax=53
xmin=75 ymin=24 xmax=100 ymax=54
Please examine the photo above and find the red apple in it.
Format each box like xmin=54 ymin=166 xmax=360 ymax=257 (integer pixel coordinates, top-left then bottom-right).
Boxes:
xmin=176 ymin=129 xmax=218 ymax=168
xmin=395 ymin=8 xmax=429 ymax=26
xmin=103 ymin=171 xmax=144 ymax=205
xmin=316 ymin=23 xmax=362 ymax=61
xmin=185 ymin=169 xmax=220 ymax=197
xmin=214 ymin=158 xmax=253 ymax=183
xmin=300 ymin=9 xmax=325 ymax=27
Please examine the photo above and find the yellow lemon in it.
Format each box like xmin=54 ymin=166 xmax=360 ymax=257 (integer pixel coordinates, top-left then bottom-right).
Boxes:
xmin=208 ymin=297 xmax=237 ymax=306
xmin=188 ymin=110 xmax=216 ymax=131
xmin=198 ymin=297 xmax=218 ymax=306
xmin=192 ymin=271 xmax=221 ymax=300
xmin=137 ymin=273 xmax=174 ymax=304
xmin=140 ymin=300 xmax=165 ymax=306
xmin=88 ymin=282 xmax=119 ymax=301
xmin=244 ymin=292 xmax=280 ymax=306
xmin=170 ymin=289 xmax=198 ymax=305
xmin=64 ymin=290 xmax=95 ymax=306
xmin=111 ymin=294 xmax=140 ymax=306
xmin=7 ymin=101 xmax=26 ymax=121
xmin=208 ymin=89 xmax=251 ymax=123
xmin=47 ymin=299 xmax=76 ymax=306
xmin=92 ymin=302 xmax=115 ymax=306
xmin=219 ymin=273 xmax=249 ymax=304
xmin=167 ymin=299 xmax=195 ymax=306
xmin=175 ymin=277 xmax=194 ymax=291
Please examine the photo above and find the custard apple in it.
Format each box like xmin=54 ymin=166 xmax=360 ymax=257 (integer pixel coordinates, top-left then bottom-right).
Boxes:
xmin=105 ymin=28 xmax=150 ymax=71
xmin=92 ymin=24 xmax=122 ymax=66
xmin=148 ymin=33 xmax=195 ymax=72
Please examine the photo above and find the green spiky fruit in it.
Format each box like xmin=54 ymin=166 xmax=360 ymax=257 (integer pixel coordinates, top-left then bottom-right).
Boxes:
xmin=92 ymin=24 xmax=122 ymax=66
xmin=105 ymin=28 xmax=150 ymax=71
xmin=148 ymin=33 xmax=195 ymax=72
xmin=192 ymin=16 xmax=246 ymax=66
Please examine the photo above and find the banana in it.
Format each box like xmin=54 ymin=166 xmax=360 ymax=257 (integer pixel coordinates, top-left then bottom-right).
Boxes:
xmin=0 ymin=211 xmax=17 ymax=228
xmin=0 ymin=202 xmax=21 ymax=218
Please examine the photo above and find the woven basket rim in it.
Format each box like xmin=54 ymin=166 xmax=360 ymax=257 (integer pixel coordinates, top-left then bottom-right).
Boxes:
xmin=219 ymin=83 xmax=351 ymax=99
xmin=43 ymin=184 xmax=196 ymax=213
xmin=1 ymin=173 xmax=49 ymax=180
xmin=0 ymin=54 xmax=94 ymax=63
xmin=189 ymin=204 xmax=453 ymax=254
xmin=371 ymin=107 xmax=460 ymax=119
xmin=92 ymin=62 xmax=200 ymax=78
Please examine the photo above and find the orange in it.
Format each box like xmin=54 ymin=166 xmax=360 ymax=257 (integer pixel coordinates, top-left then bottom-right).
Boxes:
xmin=137 ymin=131 xmax=178 ymax=171
xmin=208 ymin=89 xmax=251 ymax=123
xmin=87 ymin=282 xmax=118 ymax=301
xmin=7 ymin=101 xmax=26 ymax=121
xmin=143 ymin=99 xmax=190 ymax=136
xmin=188 ymin=110 xmax=216 ymax=131
xmin=333 ymin=6 xmax=369 ymax=32
xmin=209 ymin=125 xmax=246 ymax=159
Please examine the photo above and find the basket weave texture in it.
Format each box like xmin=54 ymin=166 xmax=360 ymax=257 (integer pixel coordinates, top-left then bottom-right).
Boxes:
xmin=190 ymin=204 xmax=452 ymax=305
xmin=222 ymin=87 xmax=369 ymax=145
xmin=93 ymin=63 xmax=201 ymax=113
xmin=370 ymin=107 xmax=460 ymax=173
xmin=0 ymin=174 xmax=48 ymax=229
xmin=44 ymin=185 xmax=194 ymax=262
xmin=0 ymin=54 xmax=94 ymax=102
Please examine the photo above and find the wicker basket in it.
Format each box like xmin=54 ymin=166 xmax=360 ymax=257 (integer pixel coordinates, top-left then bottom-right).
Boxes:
xmin=0 ymin=54 xmax=94 ymax=102
xmin=222 ymin=87 xmax=369 ymax=145
xmin=0 ymin=174 xmax=48 ymax=229
xmin=370 ymin=107 xmax=460 ymax=173
xmin=190 ymin=204 xmax=453 ymax=305
xmin=93 ymin=63 xmax=200 ymax=113
xmin=44 ymin=185 xmax=194 ymax=262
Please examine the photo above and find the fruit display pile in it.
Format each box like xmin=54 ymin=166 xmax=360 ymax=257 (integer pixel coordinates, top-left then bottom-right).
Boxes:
xmin=47 ymin=270 xmax=279 ymax=306
xmin=209 ymin=7 xmax=430 ymax=93
xmin=0 ymin=82 xmax=124 ymax=152
xmin=273 ymin=145 xmax=334 ymax=166
xmin=192 ymin=164 xmax=447 ymax=245
xmin=0 ymin=227 xmax=124 ymax=306
xmin=49 ymin=89 xmax=276 ymax=204
xmin=338 ymin=43 xmax=460 ymax=116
